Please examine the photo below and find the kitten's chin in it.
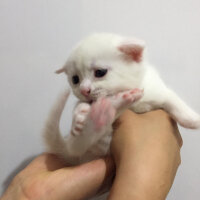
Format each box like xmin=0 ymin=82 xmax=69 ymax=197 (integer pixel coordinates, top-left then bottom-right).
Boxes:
xmin=78 ymin=91 xmax=116 ymax=104
xmin=86 ymin=98 xmax=94 ymax=104
xmin=82 ymin=99 xmax=93 ymax=104
xmin=80 ymin=96 xmax=94 ymax=104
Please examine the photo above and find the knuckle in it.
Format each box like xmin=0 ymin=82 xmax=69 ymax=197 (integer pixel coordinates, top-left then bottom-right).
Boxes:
xmin=13 ymin=173 xmax=42 ymax=200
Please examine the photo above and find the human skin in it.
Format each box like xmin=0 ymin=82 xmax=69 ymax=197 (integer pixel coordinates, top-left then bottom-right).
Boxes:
xmin=0 ymin=155 xmax=114 ymax=200
xmin=1 ymin=110 xmax=182 ymax=200
xmin=108 ymin=109 xmax=182 ymax=200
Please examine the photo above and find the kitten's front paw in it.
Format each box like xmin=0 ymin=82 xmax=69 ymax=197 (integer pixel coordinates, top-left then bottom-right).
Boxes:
xmin=71 ymin=103 xmax=91 ymax=136
xmin=111 ymin=88 xmax=143 ymax=110
xmin=89 ymin=98 xmax=116 ymax=132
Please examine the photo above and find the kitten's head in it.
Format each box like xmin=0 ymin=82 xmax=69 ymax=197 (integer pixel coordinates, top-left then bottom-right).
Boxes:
xmin=57 ymin=33 xmax=146 ymax=103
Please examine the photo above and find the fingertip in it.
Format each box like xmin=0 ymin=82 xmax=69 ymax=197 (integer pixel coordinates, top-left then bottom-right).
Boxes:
xmin=65 ymin=157 xmax=114 ymax=199
xmin=78 ymin=156 xmax=115 ymax=176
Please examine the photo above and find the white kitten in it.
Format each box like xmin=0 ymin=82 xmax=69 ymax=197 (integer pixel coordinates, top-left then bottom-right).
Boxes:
xmin=43 ymin=33 xmax=200 ymax=164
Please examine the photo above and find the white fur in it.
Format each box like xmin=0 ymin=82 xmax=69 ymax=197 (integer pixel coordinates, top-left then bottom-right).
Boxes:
xmin=44 ymin=33 xmax=200 ymax=165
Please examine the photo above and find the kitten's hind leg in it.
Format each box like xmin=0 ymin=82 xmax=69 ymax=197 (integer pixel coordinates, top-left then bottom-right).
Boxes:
xmin=65 ymin=98 xmax=116 ymax=158
xmin=163 ymin=89 xmax=200 ymax=129
xmin=71 ymin=102 xmax=91 ymax=137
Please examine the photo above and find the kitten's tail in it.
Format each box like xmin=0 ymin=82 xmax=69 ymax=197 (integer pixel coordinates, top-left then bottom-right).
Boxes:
xmin=43 ymin=90 xmax=70 ymax=155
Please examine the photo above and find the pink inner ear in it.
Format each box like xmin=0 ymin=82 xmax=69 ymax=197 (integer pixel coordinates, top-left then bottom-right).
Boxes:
xmin=118 ymin=43 xmax=144 ymax=62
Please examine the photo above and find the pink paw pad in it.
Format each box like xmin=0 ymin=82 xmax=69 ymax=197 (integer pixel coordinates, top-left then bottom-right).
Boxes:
xmin=122 ymin=89 xmax=143 ymax=101
xmin=110 ymin=88 xmax=143 ymax=110
xmin=71 ymin=103 xmax=91 ymax=136
xmin=90 ymin=98 xmax=116 ymax=132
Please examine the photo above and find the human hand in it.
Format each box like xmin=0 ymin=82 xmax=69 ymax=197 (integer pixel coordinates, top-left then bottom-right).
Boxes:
xmin=1 ymin=154 xmax=114 ymax=200
xmin=1 ymin=109 xmax=182 ymax=200
xmin=109 ymin=109 xmax=182 ymax=200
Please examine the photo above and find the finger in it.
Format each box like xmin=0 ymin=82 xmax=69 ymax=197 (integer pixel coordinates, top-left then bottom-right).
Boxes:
xmin=109 ymin=109 xmax=182 ymax=200
xmin=112 ymin=109 xmax=182 ymax=160
xmin=24 ymin=153 xmax=66 ymax=173
xmin=49 ymin=157 xmax=115 ymax=200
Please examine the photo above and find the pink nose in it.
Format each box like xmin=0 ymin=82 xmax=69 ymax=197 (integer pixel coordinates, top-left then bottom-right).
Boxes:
xmin=81 ymin=89 xmax=91 ymax=97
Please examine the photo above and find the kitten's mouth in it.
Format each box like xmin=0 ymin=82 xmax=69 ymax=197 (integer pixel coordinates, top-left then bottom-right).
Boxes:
xmin=87 ymin=93 xmax=114 ymax=104
xmin=84 ymin=88 xmax=117 ymax=104
xmin=84 ymin=96 xmax=94 ymax=104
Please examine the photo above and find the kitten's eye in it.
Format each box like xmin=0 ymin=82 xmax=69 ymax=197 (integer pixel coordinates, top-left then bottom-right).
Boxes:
xmin=94 ymin=69 xmax=108 ymax=78
xmin=72 ymin=75 xmax=80 ymax=84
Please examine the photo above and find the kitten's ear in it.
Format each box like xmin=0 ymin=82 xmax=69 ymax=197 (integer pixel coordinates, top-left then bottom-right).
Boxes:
xmin=55 ymin=67 xmax=68 ymax=74
xmin=55 ymin=68 xmax=65 ymax=74
xmin=118 ymin=39 xmax=145 ymax=62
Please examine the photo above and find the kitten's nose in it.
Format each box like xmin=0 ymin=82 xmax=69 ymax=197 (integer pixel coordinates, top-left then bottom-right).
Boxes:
xmin=81 ymin=88 xmax=91 ymax=97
